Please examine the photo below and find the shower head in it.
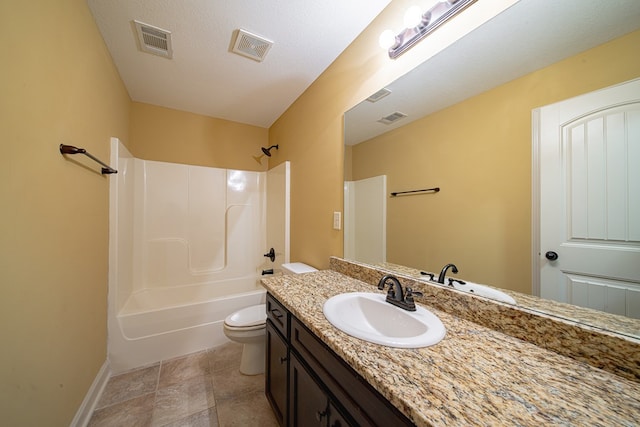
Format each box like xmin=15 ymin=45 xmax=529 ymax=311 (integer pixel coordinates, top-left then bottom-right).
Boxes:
xmin=261 ymin=145 xmax=279 ymax=157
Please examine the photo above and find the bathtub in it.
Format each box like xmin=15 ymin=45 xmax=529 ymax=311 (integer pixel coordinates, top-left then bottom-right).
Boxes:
xmin=109 ymin=275 xmax=266 ymax=373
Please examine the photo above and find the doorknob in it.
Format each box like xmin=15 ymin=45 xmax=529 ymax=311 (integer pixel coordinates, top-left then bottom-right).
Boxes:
xmin=545 ymin=251 xmax=558 ymax=261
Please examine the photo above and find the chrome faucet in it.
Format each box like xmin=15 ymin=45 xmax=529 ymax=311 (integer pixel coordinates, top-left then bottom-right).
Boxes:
xmin=437 ymin=263 xmax=458 ymax=284
xmin=377 ymin=275 xmax=423 ymax=311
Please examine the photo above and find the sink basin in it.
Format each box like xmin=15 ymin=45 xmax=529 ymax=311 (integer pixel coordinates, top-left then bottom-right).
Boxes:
xmin=323 ymin=292 xmax=446 ymax=348
xmin=421 ymin=278 xmax=516 ymax=304
xmin=460 ymin=282 xmax=517 ymax=304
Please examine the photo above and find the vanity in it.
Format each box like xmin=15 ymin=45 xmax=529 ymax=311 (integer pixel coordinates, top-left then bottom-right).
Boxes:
xmin=262 ymin=259 xmax=640 ymax=426
xmin=265 ymin=293 xmax=412 ymax=426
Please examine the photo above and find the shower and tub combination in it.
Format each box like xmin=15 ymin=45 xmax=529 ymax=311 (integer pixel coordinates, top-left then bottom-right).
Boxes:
xmin=108 ymin=138 xmax=291 ymax=373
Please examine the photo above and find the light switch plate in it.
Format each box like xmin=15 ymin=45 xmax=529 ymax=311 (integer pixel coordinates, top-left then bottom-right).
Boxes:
xmin=333 ymin=211 xmax=341 ymax=230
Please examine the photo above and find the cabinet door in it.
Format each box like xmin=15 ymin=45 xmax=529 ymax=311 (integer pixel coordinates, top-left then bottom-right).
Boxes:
xmin=289 ymin=353 xmax=330 ymax=427
xmin=266 ymin=321 xmax=288 ymax=426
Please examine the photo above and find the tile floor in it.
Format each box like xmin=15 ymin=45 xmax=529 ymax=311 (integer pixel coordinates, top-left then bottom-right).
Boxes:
xmin=88 ymin=342 xmax=279 ymax=426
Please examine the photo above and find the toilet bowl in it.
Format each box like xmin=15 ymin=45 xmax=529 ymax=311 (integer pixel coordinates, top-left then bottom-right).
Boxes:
xmin=223 ymin=262 xmax=318 ymax=375
xmin=223 ymin=304 xmax=267 ymax=375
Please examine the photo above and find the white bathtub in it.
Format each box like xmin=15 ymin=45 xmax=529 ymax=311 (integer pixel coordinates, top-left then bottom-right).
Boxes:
xmin=109 ymin=276 xmax=266 ymax=373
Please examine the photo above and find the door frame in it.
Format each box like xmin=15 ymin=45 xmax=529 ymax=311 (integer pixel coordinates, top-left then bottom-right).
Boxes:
xmin=532 ymin=108 xmax=542 ymax=297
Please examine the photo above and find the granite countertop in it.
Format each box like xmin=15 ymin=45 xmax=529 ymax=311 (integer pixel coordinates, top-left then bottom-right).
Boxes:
xmin=262 ymin=270 xmax=640 ymax=427
xmin=375 ymin=261 xmax=640 ymax=339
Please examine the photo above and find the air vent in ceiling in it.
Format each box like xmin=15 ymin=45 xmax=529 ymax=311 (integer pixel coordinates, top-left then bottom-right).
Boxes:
xmin=366 ymin=88 xmax=391 ymax=103
xmin=231 ymin=29 xmax=273 ymax=62
xmin=378 ymin=111 xmax=407 ymax=125
xmin=134 ymin=20 xmax=173 ymax=59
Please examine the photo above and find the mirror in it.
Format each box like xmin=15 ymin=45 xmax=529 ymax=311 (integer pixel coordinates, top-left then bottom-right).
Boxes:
xmin=344 ymin=0 xmax=640 ymax=337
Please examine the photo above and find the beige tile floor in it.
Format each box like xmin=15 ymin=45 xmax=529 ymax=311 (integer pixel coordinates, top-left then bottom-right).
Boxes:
xmin=88 ymin=342 xmax=279 ymax=426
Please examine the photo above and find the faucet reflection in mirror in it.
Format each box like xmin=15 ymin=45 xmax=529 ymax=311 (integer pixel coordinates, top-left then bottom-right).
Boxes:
xmin=379 ymin=0 xmax=478 ymax=59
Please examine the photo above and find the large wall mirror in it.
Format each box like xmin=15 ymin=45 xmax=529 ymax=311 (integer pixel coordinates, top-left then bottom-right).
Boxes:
xmin=344 ymin=0 xmax=640 ymax=337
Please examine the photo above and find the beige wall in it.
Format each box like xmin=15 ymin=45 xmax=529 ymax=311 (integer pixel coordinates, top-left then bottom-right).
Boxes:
xmin=349 ymin=30 xmax=640 ymax=293
xmin=0 ymin=0 xmax=131 ymax=425
xmin=269 ymin=0 xmax=517 ymax=269
xmin=130 ymin=102 xmax=269 ymax=171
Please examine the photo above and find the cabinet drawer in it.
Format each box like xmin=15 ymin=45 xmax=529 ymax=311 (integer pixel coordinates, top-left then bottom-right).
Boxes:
xmin=267 ymin=293 xmax=289 ymax=339
xmin=291 ymin=317 xmax=413 ymax=427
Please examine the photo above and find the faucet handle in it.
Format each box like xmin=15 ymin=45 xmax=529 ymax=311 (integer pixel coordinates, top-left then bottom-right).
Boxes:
xmin=420 ymin=271 xmax=435 ymax=281
xmin=401 ymin=287 xmax=422 ymax=311
xmin=404 ymin=287 xmax=423 ymax=300
xmin=447 ymin=278 xmax=467 ymax=287
xmin=405 ymin=287 xmax=422 ymax=296
xmin=378 ymin=275 xmax=405 ymax=302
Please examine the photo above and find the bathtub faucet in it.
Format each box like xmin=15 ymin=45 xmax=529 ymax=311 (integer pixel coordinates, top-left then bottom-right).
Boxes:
xmin=263 ymin=248 xmax=276 ymax=262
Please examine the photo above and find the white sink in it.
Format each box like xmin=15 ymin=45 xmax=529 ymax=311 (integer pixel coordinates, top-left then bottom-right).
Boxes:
xmin=323 ymin=292 xmax=446 ymax=348
xmin=421 ymin=278 xmax=516 ymax=304
xmin=460 ymin=282 xmax=517 ymax=304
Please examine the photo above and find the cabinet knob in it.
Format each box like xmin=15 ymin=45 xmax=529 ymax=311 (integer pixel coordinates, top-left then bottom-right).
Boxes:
xmin=316 ymin=409 xmax=328 ymax=422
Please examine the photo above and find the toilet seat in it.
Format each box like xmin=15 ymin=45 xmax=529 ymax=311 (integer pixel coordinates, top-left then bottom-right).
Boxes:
xmin=223 ymin=323 xmax=265 ymax=332
xmin=224 ymin=304 xmax=266 ymax=328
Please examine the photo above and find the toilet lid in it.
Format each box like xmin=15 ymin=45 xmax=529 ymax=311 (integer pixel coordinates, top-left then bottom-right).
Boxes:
xmin=224 ymin=304 xmax=267 ymax=327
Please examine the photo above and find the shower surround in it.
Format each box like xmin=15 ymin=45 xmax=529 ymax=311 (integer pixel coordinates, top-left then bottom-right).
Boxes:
xmin=108 ymin=139 xmax=284 ymax=372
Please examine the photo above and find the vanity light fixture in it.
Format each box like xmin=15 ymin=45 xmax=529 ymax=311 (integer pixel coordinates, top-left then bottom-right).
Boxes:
xmin=380 ymin=0 xmax=477 ymax=59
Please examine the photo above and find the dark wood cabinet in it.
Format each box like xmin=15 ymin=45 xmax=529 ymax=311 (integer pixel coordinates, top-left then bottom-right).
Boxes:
xmin=289 ymin=353 xmax=336 ymax=426
xmin=266 ymin=320 xmax=288 ymax=426
xmin=265 ymin=293 xmax=413 ymax=427
xmin=328 ymin=402 xmax=349 ymax=427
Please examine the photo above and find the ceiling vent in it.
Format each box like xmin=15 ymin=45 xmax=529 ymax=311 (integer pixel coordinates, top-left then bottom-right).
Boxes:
xmin=378 ymin=111 xmax=407 ymax=125
xmin=366 ymin=88 xmax=392 ymax=103
xmin=231 ymin=29 xmax=273 ymax=62
xmin=134 ymin=20 xmax=173 ymax=59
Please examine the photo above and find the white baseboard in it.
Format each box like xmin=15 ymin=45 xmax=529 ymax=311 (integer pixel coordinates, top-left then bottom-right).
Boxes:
xmin=70 ymin=360 xmax=110 ymax=427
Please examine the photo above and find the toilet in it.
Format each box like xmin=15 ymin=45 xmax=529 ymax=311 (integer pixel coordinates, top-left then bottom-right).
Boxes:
xmin=223 ymin=262 xmax=317 ymax=375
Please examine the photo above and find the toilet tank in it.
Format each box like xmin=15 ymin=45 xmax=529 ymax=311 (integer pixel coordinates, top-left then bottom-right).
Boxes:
xmin=281 ymin=262 xmax=318 ymax=275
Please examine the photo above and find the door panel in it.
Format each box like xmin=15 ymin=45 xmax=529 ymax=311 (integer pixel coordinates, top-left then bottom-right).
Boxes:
xmin=289 ymin=354 xmax=329 ymax=427
xmin=265 ymin=321 xmax=288 ymax=426
xmin=566 ymin=274 xmax=640 ymax=318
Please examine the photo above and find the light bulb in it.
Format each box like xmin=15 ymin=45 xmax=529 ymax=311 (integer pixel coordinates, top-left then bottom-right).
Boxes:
xmin=404 ymin=5 xmax=423 ymax=28
xmin=379 ymin=29 xmax=396 ymax=50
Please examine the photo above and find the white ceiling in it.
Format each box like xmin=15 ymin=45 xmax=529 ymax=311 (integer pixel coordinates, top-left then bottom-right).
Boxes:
xmin=87 ymin=0 xmax=392 ymax=128
xmin=345 ymin=0 xmax=640 ymax=145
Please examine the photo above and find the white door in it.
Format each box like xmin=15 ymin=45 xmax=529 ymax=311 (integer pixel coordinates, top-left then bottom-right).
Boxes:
xmin=535 ymin=78 xmax=640 ymax=318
